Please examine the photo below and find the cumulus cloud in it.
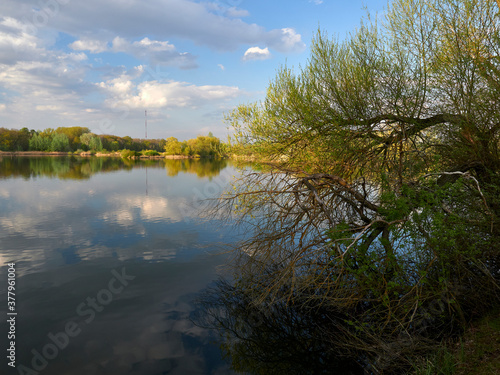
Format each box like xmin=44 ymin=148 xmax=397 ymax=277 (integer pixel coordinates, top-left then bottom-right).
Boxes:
xmin=0 ymin=0 xmax=302 ymax=137
xmin=98 ymin=73 xmax=241 ymax=109
xmin=0 ymin=17 xmax=93 ymax=121
xmin=35 ymin=104 xmax=63 ymax=111
xmin=69 ymin=36 xmax=198 ymax=69
xmin=266 ymin=28 xmax=306 ymax=53
xmin=242 ymin=46 xmax=271 ymax=61
xmin=0 ymin=17 xmax=88 ymax=89
xmin=127 ymin=81 xmax=240 ymax=108
xmin=0 ymin=0 xmax=304 ymax=53
xmin=70 ymin=38 xmax=108 ymax=53
xmin=280 ymin=28 xmax=306 ymax=51
xmin=112 ymin=37 xmax=197 ymax=69
xmin=0 ymin=21 xmax=100 ymax=129
xmin=0 ymin=17 xmax=47 ymax=65
xmin=0 ymin=14 xmax=243 ymax=135
xmin=113 ymin=37 xmax=174 ymax=53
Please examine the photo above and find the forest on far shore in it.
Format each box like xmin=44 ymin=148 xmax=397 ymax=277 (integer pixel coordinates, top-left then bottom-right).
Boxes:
xmin=0 ymin=126 xmax=227 ymax=157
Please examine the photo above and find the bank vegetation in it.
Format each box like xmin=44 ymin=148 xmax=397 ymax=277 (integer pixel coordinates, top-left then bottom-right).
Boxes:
xmin=198 ymin=1 xmax=500 ymax=374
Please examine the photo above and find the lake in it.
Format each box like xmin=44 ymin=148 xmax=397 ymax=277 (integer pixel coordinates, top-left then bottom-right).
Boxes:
xmin=0 ymin=156 xmax=241 ymax=375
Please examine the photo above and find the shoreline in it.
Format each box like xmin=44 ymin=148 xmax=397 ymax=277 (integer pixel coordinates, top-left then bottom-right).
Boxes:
xmin=0 ymin=151 xmax=206 ymax=159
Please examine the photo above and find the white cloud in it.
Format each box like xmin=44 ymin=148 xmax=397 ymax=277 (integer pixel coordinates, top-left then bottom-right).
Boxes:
xmin=96 ymin=67 xmax=241 ymax=110
xmin=111 ymin=37 xmax=197 ymax=69
xmin=266 ymin=28 xmax=306 ymax=53
xmin=242 ymin=46 xmax=271 ymax=61
xmin=0 ymin=56 xmax=91 ymax=115
xmin=130 ymin=38 xmax=175 ymax=52
xmin=0 ymin=24 xmax=97 ymax=127
xmin=0 ymin=17 xmax=47 ymax=65
xmin=309 ymin=0 xmax=324 ymax=4
xmin=0 ymin=0 xmax=304 ymax=53
xmin=217 ymin=64 xmax=225 ymax=71
xmin=69 ymin=36 xmax=197 ymax=69
xmin=35 ymin=105 xmax=63 ymax=111
xmin=69 ymin=39 xmax=108 ymax=53
xmin=0 ymin=17 xmax=89 ymax=98
xmin=0 ymin=0 xmax=302 ymax=137
xmin=98 ymin=72 xmax=135 ymax=98
xmin=280 ymin=28 xmax=305 ymax=51
xmin=102 ymin=79 xmax=241 ymax=109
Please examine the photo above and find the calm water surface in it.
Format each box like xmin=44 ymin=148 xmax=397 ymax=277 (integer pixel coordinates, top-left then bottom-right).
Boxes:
xmin=0 ymin=156 xmax=241 ymax=375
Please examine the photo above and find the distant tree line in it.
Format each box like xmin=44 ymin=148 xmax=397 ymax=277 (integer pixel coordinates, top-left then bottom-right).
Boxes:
xmin=0 ymin=126 xmax=225 ymax=156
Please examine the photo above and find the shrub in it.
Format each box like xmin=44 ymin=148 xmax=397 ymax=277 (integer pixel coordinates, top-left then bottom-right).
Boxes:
xmin=120 ymin=149 xmax=140 ymax=159
xmin=141 ymin=150 xmax=160 ymax=156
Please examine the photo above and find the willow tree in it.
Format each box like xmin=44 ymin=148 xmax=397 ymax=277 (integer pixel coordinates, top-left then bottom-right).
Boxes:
xmin=211 ymin=0 xmax=500 ymax=373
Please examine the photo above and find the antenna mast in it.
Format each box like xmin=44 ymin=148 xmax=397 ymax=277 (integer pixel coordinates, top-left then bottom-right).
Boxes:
xmin=145 ymin=110 xmax=148 ymax=139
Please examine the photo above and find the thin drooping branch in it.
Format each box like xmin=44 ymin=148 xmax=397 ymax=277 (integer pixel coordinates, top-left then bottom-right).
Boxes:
xmin=343 ymin=113 xmax=467 ymax=144
xmin=303 ymin=173 xmax=380 ymax=212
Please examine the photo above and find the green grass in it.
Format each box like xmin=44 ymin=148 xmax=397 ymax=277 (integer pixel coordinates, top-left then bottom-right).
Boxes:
xmin=454 ymin=311 xmax=500 ymax=375
xmin=412 ymin=345 xmax=462 ymax=375
xmin=411 ymin=310 xmax=500 ymax=375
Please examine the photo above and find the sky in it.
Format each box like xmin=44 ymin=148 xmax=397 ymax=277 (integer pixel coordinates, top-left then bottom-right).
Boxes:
xmin=0 ymin=0 xmax=387 ymax=141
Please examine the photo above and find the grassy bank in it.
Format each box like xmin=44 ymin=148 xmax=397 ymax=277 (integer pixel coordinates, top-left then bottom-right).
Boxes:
xmin=412 ymin=311 xmax=500 ymax=375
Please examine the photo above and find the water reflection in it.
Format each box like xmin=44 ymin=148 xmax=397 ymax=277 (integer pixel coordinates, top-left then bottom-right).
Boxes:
xmin=164 ymin=158 xmax=229 ymax=178
xmin=0 ymin=157 xmax=238 ymax=374
xmin=0 ymin=156 xmax=130 ymax=180
xmin=196 ymin=277 xmax=366 ymax=375
xmin=11 ymin=258 xmax=235 ymax=375
xmin=0 ymin=158 xmax=237 ymax=274
xmin=0 ymin=156 xmax=231 ymax=180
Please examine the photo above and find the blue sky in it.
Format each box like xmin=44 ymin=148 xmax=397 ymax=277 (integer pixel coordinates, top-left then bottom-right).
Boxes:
xmin=0 ymin=0 xmax=387 ymax=140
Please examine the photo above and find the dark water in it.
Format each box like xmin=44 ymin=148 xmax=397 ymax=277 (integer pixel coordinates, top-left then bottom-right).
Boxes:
xmin=0 ymin=156 xmax=240 ymax=375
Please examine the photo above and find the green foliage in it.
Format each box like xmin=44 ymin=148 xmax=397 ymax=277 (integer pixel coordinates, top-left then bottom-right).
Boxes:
xmin=29 ymin=133 xmax=51 ymax=151
xmin=79 ymin=133 xmax=102 ymax=151
xmin=228 ymin=1 xmax=500 ymax=182
xmin=55 ymin=126 xmax=89 ymax=150
xmin=0 ymin=127 xmax=226 ymax=156
xmin=89 ymin=135 xmax=102 ymax=152
xmin=164 ymin=137 xmax=182 ymax=155
xmin=0 ymin=128 xmax=31 ymax=151
xmin=109 ymin=140 xmax=120 ymax=151
xmin=49 ymin=133 xmax=70 ymax=152
xmin=214 ymin=0 xmax=500 ymax=373
xmin=164 ymin=134 xmax=228 ymax=158
xmin=412 ymin=345 xmax=459 ymax=375
xmin=120 ymin=149 xmax=140 ymax=159
xmin=141 ymin=150 xmax=159 ymax=156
